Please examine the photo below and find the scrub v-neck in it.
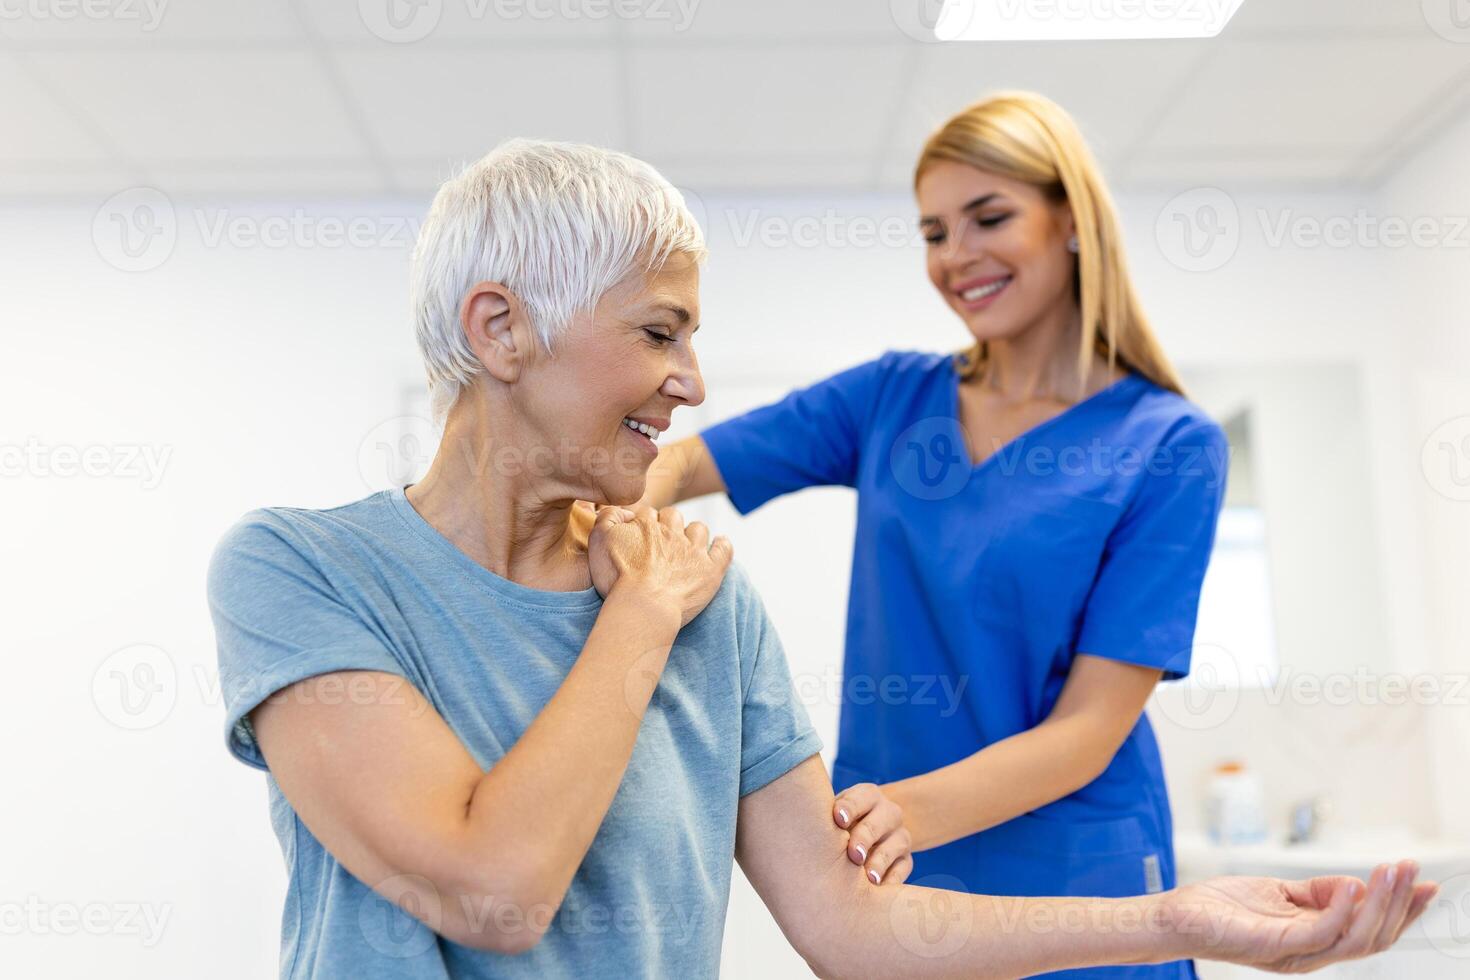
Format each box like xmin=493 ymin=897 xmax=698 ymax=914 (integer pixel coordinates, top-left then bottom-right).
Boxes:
xmin=948 ymin=369 xmax=1141 ymax=474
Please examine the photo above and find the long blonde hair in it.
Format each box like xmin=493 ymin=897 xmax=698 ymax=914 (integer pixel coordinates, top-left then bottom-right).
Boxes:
xmin=915 ymin=90 xmax=1186 ymax=397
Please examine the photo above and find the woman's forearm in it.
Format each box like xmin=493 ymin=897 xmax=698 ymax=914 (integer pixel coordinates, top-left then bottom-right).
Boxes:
xmin=884 ymin=715 xmax=1112 ymax=852
xmin=640 ymin=435 xmax=725 ymax=508
xmin=812 ymin=883 xmax=1186 ymax=979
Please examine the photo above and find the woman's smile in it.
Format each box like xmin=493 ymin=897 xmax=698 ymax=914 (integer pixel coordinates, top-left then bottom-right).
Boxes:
xmin=621 ymin=415 xmax=667 ymax=456
xmin=953 ymin=273 xmax=1014 ymax=312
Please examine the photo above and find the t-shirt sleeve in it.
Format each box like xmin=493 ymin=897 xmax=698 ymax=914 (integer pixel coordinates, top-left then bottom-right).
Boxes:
xmin=699 ymin=353 xmax=889 ymax=515
xmin=1075 ymin=421 xmax=1230 ymax=681
xmin=726 ymin=565 xmax=823 ymax=796
xmin=206 ymin=511 xmax=410 ymax=771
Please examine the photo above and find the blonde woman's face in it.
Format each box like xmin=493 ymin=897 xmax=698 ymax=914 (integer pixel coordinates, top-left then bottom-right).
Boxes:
xmin=916 ymin=160 xmax=1077 ymax=346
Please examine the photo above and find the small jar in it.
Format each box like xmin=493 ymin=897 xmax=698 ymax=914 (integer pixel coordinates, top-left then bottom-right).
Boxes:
xmin=1205 ymin=761 xmax=1269 ymax=846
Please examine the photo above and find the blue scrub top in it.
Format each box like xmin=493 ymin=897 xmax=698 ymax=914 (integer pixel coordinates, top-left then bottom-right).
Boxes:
xmin=702 ymin=350 xmax=1228 ymax=980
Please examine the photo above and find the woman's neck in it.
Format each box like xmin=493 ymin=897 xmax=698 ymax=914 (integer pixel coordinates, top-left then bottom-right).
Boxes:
xmin=404 ymin=406 xmax=592 ymax=592
xmin=968 ymin=299 xmax=1117 ymax=404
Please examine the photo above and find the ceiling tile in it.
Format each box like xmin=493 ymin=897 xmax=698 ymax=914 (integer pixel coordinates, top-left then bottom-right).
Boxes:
xmin=26 ymin=51 xmax=368 ymax=162
xmin=1140 ymin=38 xmax=1469 ymax=154
xmin=628 ymin=44 xmax=910 ymax=159
xmin=149 ymin=165 xmax=389 ymax=196
xmin=1227 ymin=0 xmax=1432 ymax=35
xmin=895 ymin=40 xmax=1212 ymax=168
xmin=649 ymin=154 xmax=873 ymax=192
xmin=335 ymin=47 xmax=625 ymax=160
xmin=1120 ymin=150 xmax=1360 ymax=186
xmin=0 ymin=55 xmax=111 ymax=164
xmin=0 ymin=166 xmax=133 ymax=198
xmin=623 ymin=0 xmax=904 ymax=41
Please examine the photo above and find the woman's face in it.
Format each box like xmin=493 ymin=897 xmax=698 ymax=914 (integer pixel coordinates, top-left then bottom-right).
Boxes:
xmin=513 ymin=251 xmax=705 ymax=506
xmin=916 ymin=160 xmax=1077 ymax=347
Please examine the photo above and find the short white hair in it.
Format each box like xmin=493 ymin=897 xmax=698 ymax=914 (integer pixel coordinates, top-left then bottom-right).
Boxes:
xmin=410 ymin=138 xmax=707 ymax=425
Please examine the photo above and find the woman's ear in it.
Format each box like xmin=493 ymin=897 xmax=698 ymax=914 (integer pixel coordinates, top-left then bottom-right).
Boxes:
xmin=461 ymin=281 xmax=529 ymax=383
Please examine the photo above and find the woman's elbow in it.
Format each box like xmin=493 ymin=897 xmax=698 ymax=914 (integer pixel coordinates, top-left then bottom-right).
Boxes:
xmin=418 ymin=854 xmax=564 ymax=954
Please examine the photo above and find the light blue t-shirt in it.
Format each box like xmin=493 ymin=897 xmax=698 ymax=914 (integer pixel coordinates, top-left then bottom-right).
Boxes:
xmin=206 ymin=487 xmax=822 ymax=979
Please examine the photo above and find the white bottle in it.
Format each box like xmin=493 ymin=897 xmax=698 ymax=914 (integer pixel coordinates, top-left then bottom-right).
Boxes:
xmin=1205 ymin=761 xmax=1269 ymax=846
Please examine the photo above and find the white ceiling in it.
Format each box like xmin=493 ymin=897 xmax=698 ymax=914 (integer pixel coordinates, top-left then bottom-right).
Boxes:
xmin=2 ymin=0 xmax=1468 ymax=200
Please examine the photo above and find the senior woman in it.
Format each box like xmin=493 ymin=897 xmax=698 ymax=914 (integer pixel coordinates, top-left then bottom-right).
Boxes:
xmin=207 ymin=139 xmax=1433 ymax=979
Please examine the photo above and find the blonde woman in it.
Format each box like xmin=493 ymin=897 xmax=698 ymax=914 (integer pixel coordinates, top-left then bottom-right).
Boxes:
xmin=641 ymin=91 xmax=1249 ymax=979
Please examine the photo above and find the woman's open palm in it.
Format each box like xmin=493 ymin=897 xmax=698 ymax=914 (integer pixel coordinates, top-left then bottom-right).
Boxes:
xmin=1170 ymin=860 xmax=1437 ymax=973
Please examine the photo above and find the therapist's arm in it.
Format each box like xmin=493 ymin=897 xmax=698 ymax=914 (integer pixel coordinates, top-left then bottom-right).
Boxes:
xmin=739 ymin=754 xmax=1435 ymax=978
xmin=880 ymin=654 xmax=1161 ymax=852
xmin=638 ymin=435 xmax=725 ymax=509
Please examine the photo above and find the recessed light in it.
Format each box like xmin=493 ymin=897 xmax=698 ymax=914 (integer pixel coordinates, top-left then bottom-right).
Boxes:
xmin=933 ymin=0 xmax=1247 ymax=41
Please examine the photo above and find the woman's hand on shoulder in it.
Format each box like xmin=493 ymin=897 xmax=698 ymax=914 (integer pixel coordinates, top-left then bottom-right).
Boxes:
xmin=587 ymin=504 xmax=733 ymax=629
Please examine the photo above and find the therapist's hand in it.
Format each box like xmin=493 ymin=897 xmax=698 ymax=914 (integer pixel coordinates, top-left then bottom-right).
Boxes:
xmin=1164 ymin=860 xmax=1437 ymax=972
xmin=832 ymin=783 xmax=912 ymax=886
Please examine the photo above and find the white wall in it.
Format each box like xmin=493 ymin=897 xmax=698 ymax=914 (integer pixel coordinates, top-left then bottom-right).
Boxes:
xmin=1 ymin=166 xmax=1462 ymax=977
